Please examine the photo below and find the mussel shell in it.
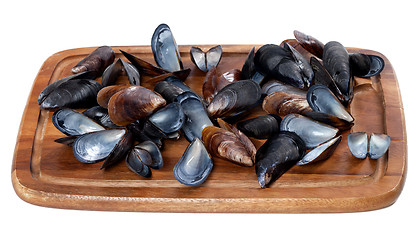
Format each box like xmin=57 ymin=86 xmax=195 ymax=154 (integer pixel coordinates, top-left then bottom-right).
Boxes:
xmin=147 ymin=102 xmax=185 ymax=134
xmin=280 ymin=113 xmax=338 ymax=148
xmin=97 ymin=85 xmax=133 ymax=108
xmin=310 ymin=57 xmax=347 ymax=105
xmin=173 ymin=138 xmax=213 ymax=186
xmin=72 ymin=46 xmax=115 ymax=77
xmin=306 ymin=84 xmax=354 ymax=123
xmin=322 ymin=41 xmax=352 ymax=101
xmin=52 ymin=108 xmax=105 ymax=136
xmin=72 ymin=129 xmax=128 ymax=164
xmin=101 ymin=58 xmax=140 ymax=86
xmin=261 ymin=80 xmax=306 ymax=96
xmin=38 ymin=71 xmax=97 ymax=105
xmin=369 ymin=133 xmax=390 ymax=159
xmin=202 ymin=126 xmax=254 ymax=167
xmin=126 ymin=148 xmax=152 ymax=178
xmin=236 ymin=114 xmax=282 ymax=139
xmin=350 ymin=53 xmax=385 ymax=78
xmin=101 ymin=130 xmax=133 ymax=169
xmin=176 ymin=92 xmax=214 ymax=142
xmin=283 ymin=42 xmax=314 ymax=88
xmin=135 ymin=140 xmax=163 ymax=169
xmin=154 ymin=80 xmax=185 ymax=103
xmin=151 ymin=23 xmax=183 ymax=72
xmin=82 ymin=106 xmax=119 ymax=128
xmin=207 ymin=80 xmax=261 ymax=118
xmin=107 ymin=86 xmax=166 ymax=126
xmin=255 ymin=131 xmax=306 ymax=188
xmin=203 ymin=68 xmax=241 ymax=103
xmin=40 ymin=79 xmax=103 ymax=109
xmin=297 ymin=135 xmax=341 ymax=165
xmin=190 ymin=45 xmax=222 ymax=72
xmin=262 ymin=91 xmax=312 ymax=117
xmin=293 ymin=30 xmax=324 ymax=58
xmin=347 ymin=132 xmax=368 ymax=159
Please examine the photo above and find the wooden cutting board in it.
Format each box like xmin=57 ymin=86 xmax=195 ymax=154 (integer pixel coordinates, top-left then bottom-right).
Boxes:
xmin=11 ymin=44 xmax=407 ymax=213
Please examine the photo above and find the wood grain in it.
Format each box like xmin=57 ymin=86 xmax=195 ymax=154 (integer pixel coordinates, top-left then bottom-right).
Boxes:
xmin=11 ymin=45 xmax=407 ymax=213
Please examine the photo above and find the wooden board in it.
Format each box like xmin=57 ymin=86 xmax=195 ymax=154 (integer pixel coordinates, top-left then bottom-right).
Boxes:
xmin=12 ymin=45 xmax=407 ymax=213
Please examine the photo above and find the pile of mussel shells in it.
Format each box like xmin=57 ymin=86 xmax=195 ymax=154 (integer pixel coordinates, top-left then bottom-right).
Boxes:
xmin=38 ymin=25 xmax=390 ymax=188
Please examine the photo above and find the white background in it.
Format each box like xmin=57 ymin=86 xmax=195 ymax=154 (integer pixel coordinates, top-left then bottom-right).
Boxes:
xmin=1 ymin=0 xmax=416 ymax=239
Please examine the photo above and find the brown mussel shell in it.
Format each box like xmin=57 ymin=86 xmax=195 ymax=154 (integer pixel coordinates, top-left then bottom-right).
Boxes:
xmin=107 ymin=86 xmax=166 ymax=126
xmin=72 ymin=46 xmax=115 ymax=77
xmin=262 ymin=91 xmax=312 ymax=117
xmin=202 ymin=126 xmax=254 ymax=167
xmin=97 ymin=85 xmax=132 ymax=108
xmin=202 ymin=68 xmax=241 ymax=103
xmin=293 ymin=30 xmax=325 ymax=58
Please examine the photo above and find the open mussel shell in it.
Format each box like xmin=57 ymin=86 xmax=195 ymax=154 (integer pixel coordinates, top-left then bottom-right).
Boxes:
xmin=39 ymin=79 xmax=103 ymax=109
xmin=82 ymin=106 xmax=119 ymax=128
xmin=202 ymin=68 xmax=241 ymax=103
xmin=323 ymin=41 xmax=352 ymax=102
xmin=126 ymin=147 xmax=152 ymax=178
xmin=101 ymin=58 xmax=140 ymax=86
xmin=255 ymin=131 xmax=306 ymax=188
xmin=107 ymin=85 xmax=166 ymax=126
xmin=297 ymin=135 xmax=342 ymax=165
xmin=173 ymin=138 xmax=213 ymax=186
xmin=72 ymin=129 xmax=132 ymax=166
xmin=350 ymin=53 xmax=385 ymax=78
xmin=151 ymin=23 xmax=183 ymax=72
xmin=347 ymin=132 xmax=368 ymax=159
xmin=280 ymin=113 xmax=339 ymax=148
xmin=190 ymin=45 xmax=222 ymax=72
xmin=310 ymin=57 xmax=347 ymax=105
xmin=369 ymin=133 xmax=390 ymax=159
xmin=202 ymin=126 xmax=254 ymax=167
xmin=72 ymin=46 xmax=115 ymax=77
xmin=176 ymin=92 xmax=214 ymax=142
xmin=135 ymin=140 xmax=163 ymax=169
xmin=144 ymin=102 xmax=185 ymax=139
xmin=207 ymin=80 xmax=261 ymax=118
xmin=241 ymin=46 xmax=266 ymax=85
xmin=236 ymin=114 xmax=282 ymax=139
xmin=293 ymin=30 xmax=324 ymax=58
xmin=307 ymin=84 xmax=354 ymax=123
xmin=52 ymin=108 xmax=105 ymax=136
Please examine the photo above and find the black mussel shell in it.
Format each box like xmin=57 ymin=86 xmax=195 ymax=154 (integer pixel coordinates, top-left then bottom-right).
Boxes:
xmin=236 ymin=114 xmax=282 ymax=139
xmin=207 ymin=80 xmax=262 ymax=118
xmin=310 ymin=57 xmax=347 ymax=105
xmin=282 ymin=42 xmax=314 ymax=88
xmin=190 ymin=45 xmax=222 ymax=72
xmin=126 ymin=147 xmax=152 ymax=178
xmin=255 ymin=131 xmax=306 ymax=188
xmin=82 ymin=106 xmax=119 ymax=128
xmin=101 ymin=58 xmax=140 ymax=86
xmin=52 ymin=108 xmax=105 ymax=136
xmin=40 ymin=79 xmax=103 ymax=109
xmin=350 ymin=53 xmax=385 ymax=78
xmin=173 ymin=138 xmax=213 ymax=186
xmin=134 ymin=140 xmax=163 ymax=169
xmin=38 ymin=71 xmax=97 ymax=105
xmin=154 ymin=80 xmax=185 ymax=103
xmin=322 ymin=41 xmax=352 ymax=102
xmin=151 ymin=23 xmax=183 ymax=72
